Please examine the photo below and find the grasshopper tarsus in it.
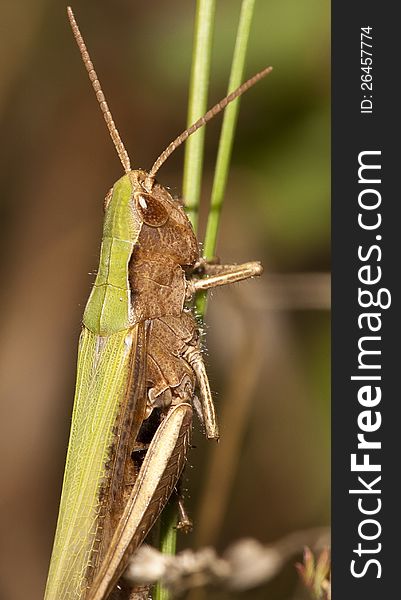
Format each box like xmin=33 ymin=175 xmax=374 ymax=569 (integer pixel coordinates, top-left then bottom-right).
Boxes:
xmin=176 ymin=498 xmax=193 ymax=534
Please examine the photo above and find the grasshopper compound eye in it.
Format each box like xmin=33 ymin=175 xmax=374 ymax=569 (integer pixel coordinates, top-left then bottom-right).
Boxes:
xmin=135 ymin=193 xmax=169 ymax=227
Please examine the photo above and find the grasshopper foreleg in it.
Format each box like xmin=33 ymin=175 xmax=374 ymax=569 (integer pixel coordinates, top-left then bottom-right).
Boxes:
xmin=186 ymin=260 xmax=263 ymax=297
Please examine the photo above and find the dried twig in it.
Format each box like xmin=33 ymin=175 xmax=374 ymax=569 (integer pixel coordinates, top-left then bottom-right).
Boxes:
xmin=124 ymin=528 xmax=330 ymax=596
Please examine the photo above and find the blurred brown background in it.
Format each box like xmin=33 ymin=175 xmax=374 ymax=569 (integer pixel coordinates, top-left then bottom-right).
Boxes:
xmin=0 ymin=1 xmax=330 ymax=599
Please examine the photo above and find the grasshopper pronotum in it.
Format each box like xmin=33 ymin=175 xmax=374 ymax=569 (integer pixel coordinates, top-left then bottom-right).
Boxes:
xmin=44 ymin=7 xmax=271 ymax=600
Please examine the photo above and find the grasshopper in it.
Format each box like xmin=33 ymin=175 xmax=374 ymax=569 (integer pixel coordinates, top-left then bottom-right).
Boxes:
xmin=44 ymin=7 xmax=271 ymax=600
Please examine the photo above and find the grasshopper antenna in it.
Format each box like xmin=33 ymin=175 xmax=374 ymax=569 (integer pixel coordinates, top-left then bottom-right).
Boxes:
xmin=148 ymin=66 xmax=273 ymax=180
xmin=67 ymin=6 xmax=131 ymax=173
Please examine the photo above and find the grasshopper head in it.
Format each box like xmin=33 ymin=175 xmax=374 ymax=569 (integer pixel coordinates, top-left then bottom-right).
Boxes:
xmin=128 ymin=170 xmax=199 ymax=267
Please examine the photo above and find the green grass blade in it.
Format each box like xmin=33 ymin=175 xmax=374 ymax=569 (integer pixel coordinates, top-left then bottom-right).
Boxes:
xmin=154 ymin=500 xmax=178 ymax=600
xmin=182 ymin=0 xmax=216 ymax=231
xmin=204 ymin=0 xmax=256 ymax=259
xmin=156 ymin=2 xmax=257 ymax=597
xmin=197 ymin=0 xmax=257 ymax=315
xmin=156 ymin=4 xmax=216 ymax=598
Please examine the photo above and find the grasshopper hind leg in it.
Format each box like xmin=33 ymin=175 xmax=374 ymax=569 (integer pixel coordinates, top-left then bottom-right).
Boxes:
xmin=88 ymin=403 xmax=192 ymax=600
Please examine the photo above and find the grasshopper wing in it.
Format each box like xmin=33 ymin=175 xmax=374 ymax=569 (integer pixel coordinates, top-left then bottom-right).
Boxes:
xmin=44 ymin=322 xmax=148 ymax=600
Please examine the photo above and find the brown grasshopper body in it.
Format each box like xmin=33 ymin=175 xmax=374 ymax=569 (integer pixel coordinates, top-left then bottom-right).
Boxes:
xmin=87 ymin=170 xmax=262 ymax=600
xmin=87 ymin=173 xmax=204 ymax=599
xmin=44 ymin=8 xmax=269 ymax=600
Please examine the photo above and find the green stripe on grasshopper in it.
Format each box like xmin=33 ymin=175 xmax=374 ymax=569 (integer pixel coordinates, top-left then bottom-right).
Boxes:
xmin=84 ymin=174 xmax=141 ymax=336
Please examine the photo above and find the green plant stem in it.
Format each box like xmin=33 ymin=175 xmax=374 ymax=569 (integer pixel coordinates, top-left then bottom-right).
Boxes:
xmin=183 ymin=0 xmax=216 ymax=232
xmin=156 ymin=1 xmax=257 ymax=597
xmin=156 ymin=3 xmax=216 ymax=599
xmin=154 ymin=500 xmax=178 ymax=600
xmin=196 ymin=0 xmax=257 ymax=315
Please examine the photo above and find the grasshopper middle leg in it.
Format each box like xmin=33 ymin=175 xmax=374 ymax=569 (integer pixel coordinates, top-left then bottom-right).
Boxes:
xmin=186 ymin=260 xmax=263 ymax=297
